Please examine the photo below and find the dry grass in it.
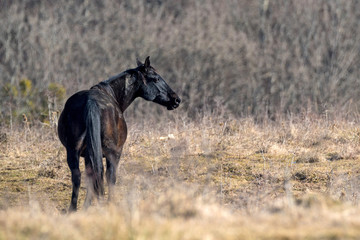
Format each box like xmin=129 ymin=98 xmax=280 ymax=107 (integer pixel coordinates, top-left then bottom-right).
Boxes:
xmin=1 ymin=114 xmax=360 ymax=239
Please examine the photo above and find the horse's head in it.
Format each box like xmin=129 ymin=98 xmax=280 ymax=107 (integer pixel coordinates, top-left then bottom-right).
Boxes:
xmin=136 ymin=56 xmax=181 ymax=110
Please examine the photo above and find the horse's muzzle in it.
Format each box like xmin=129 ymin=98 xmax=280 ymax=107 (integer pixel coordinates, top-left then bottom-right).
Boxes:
xmin=167 ymin=96 xmax=181 ymax=110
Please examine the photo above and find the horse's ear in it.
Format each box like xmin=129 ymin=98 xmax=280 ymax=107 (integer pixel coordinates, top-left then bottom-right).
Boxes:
xmin=144 ymin=56 xmax=150 ymax=68
xmin=136 ymin=58 xmax=143 ymax=67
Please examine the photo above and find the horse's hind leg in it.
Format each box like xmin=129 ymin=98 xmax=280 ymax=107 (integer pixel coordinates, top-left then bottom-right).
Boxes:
xmin=66 ymin=148 xmax=81 ymax=212
xmin=83 ymin=161 xmax=94 ymax=209
xmin=106 ymin=158 xmax=117 ymax=202
xmin=105 ymin=150 xmax=122 ymax=202
xmin=83 ymin=157 xmax=104 ymax=209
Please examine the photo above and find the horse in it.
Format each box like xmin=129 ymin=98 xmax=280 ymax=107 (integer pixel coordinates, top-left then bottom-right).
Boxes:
xmin=57 ymin=56 xmax=181 ymax=212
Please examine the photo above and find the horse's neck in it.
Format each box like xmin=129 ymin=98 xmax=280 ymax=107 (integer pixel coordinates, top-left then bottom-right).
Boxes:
xmin=105 ymin=71 xmax=139 ymax=112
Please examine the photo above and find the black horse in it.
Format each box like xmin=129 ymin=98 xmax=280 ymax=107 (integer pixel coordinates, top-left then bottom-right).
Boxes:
xmin=58 ymin=57 xmax=181 ymax=211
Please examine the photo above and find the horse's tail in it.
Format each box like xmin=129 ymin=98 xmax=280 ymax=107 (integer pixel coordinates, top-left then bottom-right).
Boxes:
xmin=85 ymin=99 xmax=104 ymax=195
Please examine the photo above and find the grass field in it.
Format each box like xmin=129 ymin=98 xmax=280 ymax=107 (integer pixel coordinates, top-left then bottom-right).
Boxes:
xmin=1 ymin=114 xmax=360 ymax=239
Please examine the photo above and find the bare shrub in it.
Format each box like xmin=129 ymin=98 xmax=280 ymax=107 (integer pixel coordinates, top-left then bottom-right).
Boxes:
xmin=1 ymin=0 xmax=360 ymax=122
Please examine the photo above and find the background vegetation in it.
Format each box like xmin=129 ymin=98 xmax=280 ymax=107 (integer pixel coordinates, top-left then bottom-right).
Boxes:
xmin=1 ymin=0 xmax=360 ymax=124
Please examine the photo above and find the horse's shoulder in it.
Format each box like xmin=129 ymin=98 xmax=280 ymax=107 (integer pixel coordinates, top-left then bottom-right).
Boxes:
xmin=87 ymin=88 xmax=122 ymax=113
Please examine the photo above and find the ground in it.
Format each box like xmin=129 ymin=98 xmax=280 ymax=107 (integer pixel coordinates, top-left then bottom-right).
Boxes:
xmin=1 ymin=115 xmax=360 ymax=239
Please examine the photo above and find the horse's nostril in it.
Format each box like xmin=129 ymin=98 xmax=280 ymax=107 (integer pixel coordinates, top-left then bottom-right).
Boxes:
xmin=175 ymin=98 xmax=181 ymax=104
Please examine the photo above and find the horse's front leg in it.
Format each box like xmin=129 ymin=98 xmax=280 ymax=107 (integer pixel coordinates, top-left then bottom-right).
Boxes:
xmin=105 ymin=150 xmax=122 ymax=202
